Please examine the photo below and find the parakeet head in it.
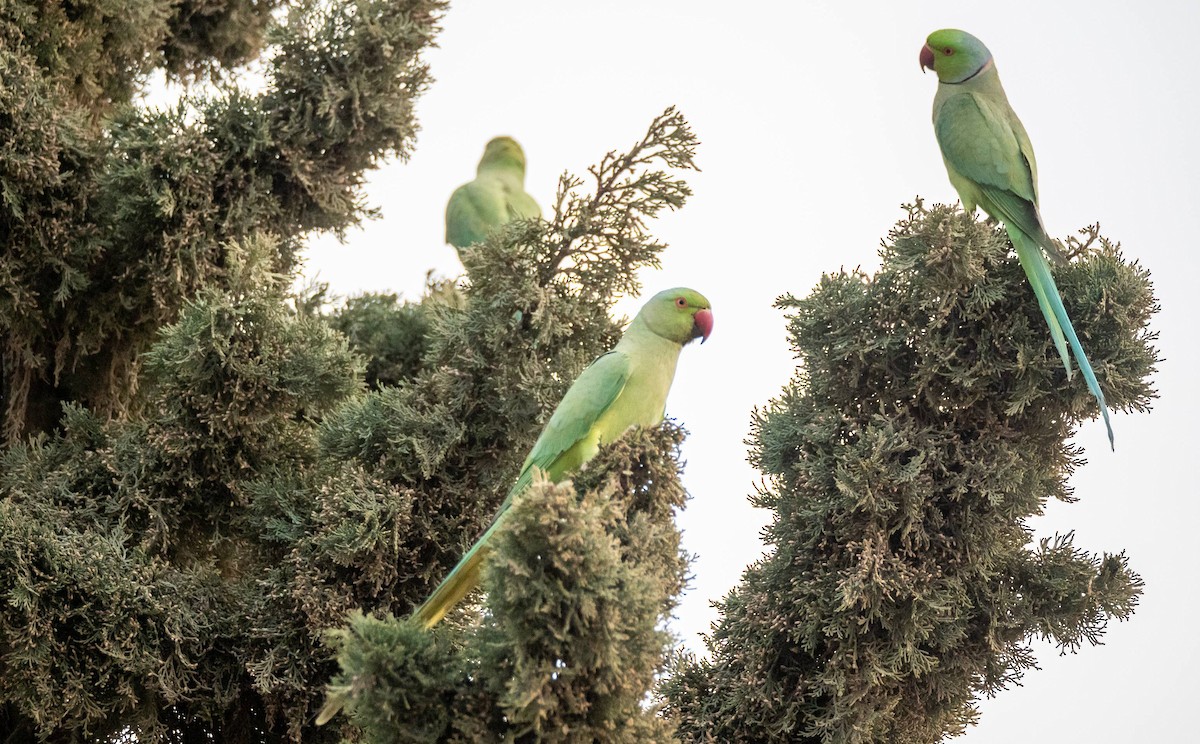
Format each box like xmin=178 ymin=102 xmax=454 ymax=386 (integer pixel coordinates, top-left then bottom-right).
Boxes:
xmin=920 ymin=29 xmax=993 ymax=84
xmin=478 ymin=136 xmax=527 ymax=174
xmin=637 ymin=288 xmax=713 ymax=345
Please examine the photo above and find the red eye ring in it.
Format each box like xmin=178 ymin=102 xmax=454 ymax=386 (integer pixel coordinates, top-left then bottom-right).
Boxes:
xmin=675 ymin=297 xmax=687 ymax=308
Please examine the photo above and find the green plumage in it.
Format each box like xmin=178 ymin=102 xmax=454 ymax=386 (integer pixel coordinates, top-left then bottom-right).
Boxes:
xmin=923 ymin=29 xmax=1114 ymax=448
xmin=412 ymin=288 xmax=713 ymax=628
xmin=445 ymin=136 xmax=542 ymax=253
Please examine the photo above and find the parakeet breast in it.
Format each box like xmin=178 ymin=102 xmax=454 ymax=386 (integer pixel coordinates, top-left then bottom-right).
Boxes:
xmin=595 ymin=332 xmax=682 ymax=445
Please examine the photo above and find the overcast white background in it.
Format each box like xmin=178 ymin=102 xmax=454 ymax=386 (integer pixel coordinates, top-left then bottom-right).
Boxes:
xmin=295 ymin=2 xmax=1199 ymax=740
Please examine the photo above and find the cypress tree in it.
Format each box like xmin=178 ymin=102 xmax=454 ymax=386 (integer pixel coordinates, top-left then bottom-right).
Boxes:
xmin=0 ymin=1 xmax=446 ymax=740
xmin=0 ymin=0 xmax=443 ymax=442
xmin=660 ymin=202 xmax=1159 ymax=743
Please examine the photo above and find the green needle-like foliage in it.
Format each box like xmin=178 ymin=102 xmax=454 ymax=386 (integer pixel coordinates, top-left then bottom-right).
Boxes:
xmin=1 ymin=235 xmax=366 ymax=741
xmin=326 ymin=292 xmax=436 ymax=389
xmin=0 ymin=0 xmax=444 ymax=441
xmin=660 ymin=201 xmax=1158 ymax=743
xmin=0 ymin=101 xmax=700 ymax=742
xmin=1 ymin=1 xmax=446 ymax=739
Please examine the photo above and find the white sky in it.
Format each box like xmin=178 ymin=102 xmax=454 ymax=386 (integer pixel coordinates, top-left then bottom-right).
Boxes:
xmin=298 ymin=1 xmax=1200 ymax=740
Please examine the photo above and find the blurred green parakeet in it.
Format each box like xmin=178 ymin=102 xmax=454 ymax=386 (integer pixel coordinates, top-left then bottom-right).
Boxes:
xmin=921 ymin=28 xmax=1114 ymax=448
xmin=445 ymin=136 xmax=541 ymax=253
xmin=414 ymin=288 xmax=713 ymax=628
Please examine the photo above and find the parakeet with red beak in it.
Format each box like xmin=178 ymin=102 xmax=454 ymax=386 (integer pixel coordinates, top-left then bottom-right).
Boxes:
xmin=921 ymin=28 xmax=1114 ymax=448
xmin=413 ymin=287 xmax=713 ymax=628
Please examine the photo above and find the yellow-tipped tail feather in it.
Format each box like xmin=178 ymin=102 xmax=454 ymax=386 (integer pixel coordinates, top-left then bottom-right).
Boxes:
xmin=412 ymin=529 xmax=491 ymax=628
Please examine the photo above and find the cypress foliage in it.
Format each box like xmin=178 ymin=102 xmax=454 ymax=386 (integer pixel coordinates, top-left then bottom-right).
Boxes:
xmin=660 ymin=202 xmax=1159 ymax=743
xmin=0 ymin=0 xmax=444 ymax=441
xmin=0 ymin=235 xmax=366 ymax=741
xmin=325 ymin=292 xmax=433 ymax=389
xmin=0 ymin=1 xmax=446 ymax=740
xmin=0 ymin=94 xmax=700 ymax=741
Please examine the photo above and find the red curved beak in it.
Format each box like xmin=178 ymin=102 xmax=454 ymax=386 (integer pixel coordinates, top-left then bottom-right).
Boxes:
xmin=692 ymin=308 xmax=713 ymax=344
xmin=920 ymin=44 xmax=935 ymax=73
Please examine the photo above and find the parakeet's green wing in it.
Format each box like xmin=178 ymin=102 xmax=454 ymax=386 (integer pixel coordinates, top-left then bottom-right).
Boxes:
xmin=411 ymin=350 xmax=630 ymax=628
xmin=446 ymin=181 xmax=506 ymax=248
xmin=506 ymin=189 xmax=542 ymax=223
xmin=935 ymin=93 xmax=1064 ymax=262
xmin=936 ymin=92 xmax=1073 ymax=373
xmin=508 ymin=350 xmax=631 ymax=497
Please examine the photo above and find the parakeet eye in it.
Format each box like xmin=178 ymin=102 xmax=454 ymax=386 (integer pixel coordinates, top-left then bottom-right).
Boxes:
xmin=675 ymin=297 xmax=687 ymax=308
xmin=944 ymin=47 xmax=954 ymax=55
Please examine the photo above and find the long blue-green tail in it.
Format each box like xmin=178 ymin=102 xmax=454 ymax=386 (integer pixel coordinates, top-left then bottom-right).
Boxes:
xmin=1011 ymin=229 xmax=1114 ymax=449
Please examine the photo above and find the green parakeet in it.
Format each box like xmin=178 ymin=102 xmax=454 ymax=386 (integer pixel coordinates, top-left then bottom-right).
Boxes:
xmin=445 ymin=136 xmax=542 ymax=253
xmin=921 ymin=29 xmax=1114 ymax=448
xmin=414 ymin=288 xmax=713 ymax=628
